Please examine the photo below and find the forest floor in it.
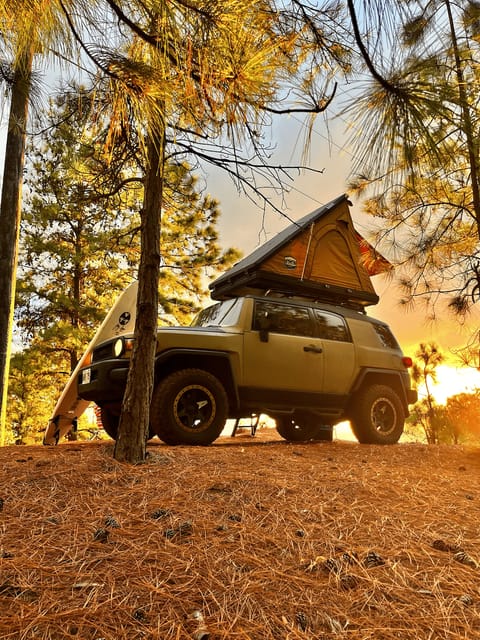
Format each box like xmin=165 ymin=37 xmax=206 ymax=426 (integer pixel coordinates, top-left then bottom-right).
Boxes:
xmin=1 ymin=427 xmax=480 ymax=639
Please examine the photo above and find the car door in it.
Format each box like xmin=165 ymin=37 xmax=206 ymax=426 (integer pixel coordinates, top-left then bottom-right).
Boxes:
xmin=242 ymin=299 xmax=324 ymax=394
xmin=312 ymin=308 xmax=355 ymax=394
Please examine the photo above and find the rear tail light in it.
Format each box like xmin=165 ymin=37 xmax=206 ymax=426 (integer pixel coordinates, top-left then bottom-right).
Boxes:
xmin=402 ymin=356 xmax=413 ymax=368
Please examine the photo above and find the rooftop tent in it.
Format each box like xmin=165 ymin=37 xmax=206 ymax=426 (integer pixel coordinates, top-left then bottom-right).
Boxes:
xmin=209 ymin=194 xmax=392 ymax=307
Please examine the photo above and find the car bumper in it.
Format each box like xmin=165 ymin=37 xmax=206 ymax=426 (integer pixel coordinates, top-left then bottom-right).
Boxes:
xmin=407 ymin=389 xmax=418 ymax=405
xmin=78 ymin=359 xmax=129 ymax=404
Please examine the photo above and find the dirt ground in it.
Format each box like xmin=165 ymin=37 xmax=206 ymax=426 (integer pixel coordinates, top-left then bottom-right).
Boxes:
xmin=1 ymin=428 xmax=480 ymax=639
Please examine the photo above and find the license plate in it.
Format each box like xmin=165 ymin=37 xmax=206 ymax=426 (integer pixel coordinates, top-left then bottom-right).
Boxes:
xmin=81 ymin=368 xmax=91 ymax=385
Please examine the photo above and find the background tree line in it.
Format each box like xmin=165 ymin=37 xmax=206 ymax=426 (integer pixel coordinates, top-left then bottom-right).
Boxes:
xmin=7 ymin=90 xmax=239 ymax=444
xmin=407 ymin=341 xmax=480 ymax=444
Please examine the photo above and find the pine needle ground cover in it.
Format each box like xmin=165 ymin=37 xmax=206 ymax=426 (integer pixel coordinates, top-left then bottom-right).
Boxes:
xmin=1 ymin=430 xmax=480 ymax=639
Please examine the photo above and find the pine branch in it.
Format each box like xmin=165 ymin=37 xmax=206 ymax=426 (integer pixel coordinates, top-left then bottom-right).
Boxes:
xmin=346 ymin=0 xmax=400 ymax=96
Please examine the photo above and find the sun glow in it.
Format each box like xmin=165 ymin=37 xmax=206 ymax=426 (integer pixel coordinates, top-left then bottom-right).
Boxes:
xmin=418 ymin=365 xmax=480 ymax=405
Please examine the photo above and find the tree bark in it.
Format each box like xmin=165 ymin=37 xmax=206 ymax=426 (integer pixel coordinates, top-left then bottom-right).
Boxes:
xmin=0 ymin=48 xmax=33 ymax=445
xmin=114 ymin=125 xmax=164 ymax=463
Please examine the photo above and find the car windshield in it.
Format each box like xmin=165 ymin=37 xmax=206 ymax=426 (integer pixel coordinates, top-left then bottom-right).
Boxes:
xmin=191 ymin=298 xmax=243 ymax=327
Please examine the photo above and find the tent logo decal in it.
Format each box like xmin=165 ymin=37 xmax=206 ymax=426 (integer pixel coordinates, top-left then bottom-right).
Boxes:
xmin=118 ymin=311 xmax=131 ymax=326
xmin=113 ymin=311 xmax=133 ymax=335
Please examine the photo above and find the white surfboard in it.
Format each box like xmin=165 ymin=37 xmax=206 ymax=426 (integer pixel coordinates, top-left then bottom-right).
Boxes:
xmin=43 ymin=281 xmax=139 ymax=445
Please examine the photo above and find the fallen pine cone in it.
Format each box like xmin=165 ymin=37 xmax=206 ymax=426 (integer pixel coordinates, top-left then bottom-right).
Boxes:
xmin=432 ymin=539 xmax=463 ymax=553
xmin=164 ymin=520 xmax=193 ymax=540
xmin=104 ymin=515 xmax=120 ymax=529
xmin=341 ymin=552 xmax=359 ymax=565
xmin=295 ymin=611 xmax=309 ymax=631
xmin=453 ymin=551 xmax=478 ymax=569
xmin=324 ymin=558 xmax=341 ymax=574
xmin=339 ymin=574 xmax=358 ymax=590
xmin=363 ymin=551 xmax=385 ymax=568
xmin=93 ymin=528 xmax=109 ymax=543
xmin=151 ymin=508 xmax=171 ymax=520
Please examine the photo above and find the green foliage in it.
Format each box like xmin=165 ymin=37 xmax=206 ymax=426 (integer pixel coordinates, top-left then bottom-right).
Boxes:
xmin=445 ymin=390 xmax=480 ymax=441
xmin=7 ymin=347 xmax=60 ymax=445
xmin=9 ymin=91 xmax=239 ymax=444
xmin=408 ymin=342 xmax=445 ymax=443
xmin=406 ymin=399 xmax=456 ymax=444
xmin=158 ymin=163 xmax=241 ymax=323
xmin=346 ymin=0 xmax=480 ymax=313
xmin=17 ymin=92 xmax=140 ymax=360
xmin=406 ymin=341 xmax=480 ymax=443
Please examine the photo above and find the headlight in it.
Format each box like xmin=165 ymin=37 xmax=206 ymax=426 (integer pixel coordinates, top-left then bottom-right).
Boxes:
xmin=114 ymin=338 xmax=124 ymax=357
xmin=113 ymin=337 xmax=134 ymax=358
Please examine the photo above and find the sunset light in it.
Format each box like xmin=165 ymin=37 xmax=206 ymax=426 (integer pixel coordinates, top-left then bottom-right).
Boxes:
xmin=418 ymin=365 xmax=480 ymax=405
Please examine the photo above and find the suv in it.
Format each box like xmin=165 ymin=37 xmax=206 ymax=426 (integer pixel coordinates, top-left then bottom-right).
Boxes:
xmin=77 ymin=294 xmax=417 ymax=445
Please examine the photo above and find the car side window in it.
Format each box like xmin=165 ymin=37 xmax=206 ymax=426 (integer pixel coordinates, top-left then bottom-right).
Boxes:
xmin=313 ymin=310 xmax=351 ymax=342
xmin=253 ymin=301 xmax=315 ymax=338
xmin=373 ymin=323 xmax=399 ymax=349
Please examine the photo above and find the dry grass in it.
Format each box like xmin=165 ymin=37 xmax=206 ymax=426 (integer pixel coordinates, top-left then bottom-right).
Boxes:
xmin=1 ymin=428 xmax=480 ymax=639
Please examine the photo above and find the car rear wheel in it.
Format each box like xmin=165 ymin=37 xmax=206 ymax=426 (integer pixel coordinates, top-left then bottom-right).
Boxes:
xmin=150 ymin=368 xmax=228 ymax=445
xmin=350 ymin=384 xmax=405 ymax=444
xmin=275 ymin=412 xmax=333 ymax=442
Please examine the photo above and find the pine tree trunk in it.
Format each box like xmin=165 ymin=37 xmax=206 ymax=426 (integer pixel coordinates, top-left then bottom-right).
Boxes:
xmin=114 ymin=128 xmax=164 ymax=463
xmin=0 ymin=48 xmax=33 ymax=445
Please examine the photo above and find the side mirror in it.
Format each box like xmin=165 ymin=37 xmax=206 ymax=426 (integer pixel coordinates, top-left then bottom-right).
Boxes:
xmin=258 ymin=312 xmax=270 ymax=343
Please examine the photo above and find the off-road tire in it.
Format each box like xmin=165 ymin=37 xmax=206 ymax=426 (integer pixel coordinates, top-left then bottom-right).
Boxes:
xmin=314 ymin=425 xmax=334 ymax=442
xmin=275 ymin=412 xmax=333 ymax=442
xmin=100 ymin=407 xmax=155 ymax=441
xmin=150 ymin=368 xmax=228 ymax=445
xmin=350 ymin=384 xmax=405 ymax=444
xmin=100 ymin=407 xmax=119 ymax=440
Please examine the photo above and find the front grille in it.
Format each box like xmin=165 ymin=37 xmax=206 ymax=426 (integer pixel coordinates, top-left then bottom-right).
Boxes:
xmin=92 ymin=341 xmax=114 ymax=363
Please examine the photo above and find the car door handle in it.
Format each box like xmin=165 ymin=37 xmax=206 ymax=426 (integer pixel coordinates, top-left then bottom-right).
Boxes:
xmin=303 ymin=345 xmax=323 ymax=354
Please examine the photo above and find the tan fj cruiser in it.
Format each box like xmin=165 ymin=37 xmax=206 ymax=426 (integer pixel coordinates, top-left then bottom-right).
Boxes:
xmin=77 ymin=294 xmax=417 ymax=445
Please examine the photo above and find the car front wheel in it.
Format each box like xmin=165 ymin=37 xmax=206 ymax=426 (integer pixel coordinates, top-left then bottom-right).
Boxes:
xmin=150 ymin=369 xmax=228 ymax=445
xmin=100 ymin=407 xmax=155 ymax=441
xmin=350 ymin=385 xmax=405 ymax=444
xmin=100 ymin=407 xmax=119 ymax=440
